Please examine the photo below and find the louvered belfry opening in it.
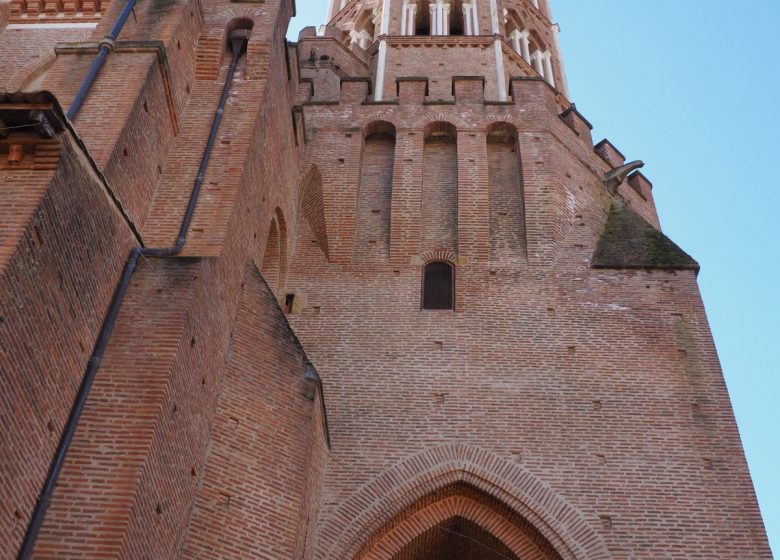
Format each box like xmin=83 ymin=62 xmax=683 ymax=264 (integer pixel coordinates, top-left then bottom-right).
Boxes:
xmin=422 ymin=261 xmax=454 ymax=310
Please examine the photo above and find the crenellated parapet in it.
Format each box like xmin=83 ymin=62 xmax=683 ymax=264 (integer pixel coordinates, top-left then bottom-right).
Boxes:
xmin=292 ymin=68 xmax=664 ymax=289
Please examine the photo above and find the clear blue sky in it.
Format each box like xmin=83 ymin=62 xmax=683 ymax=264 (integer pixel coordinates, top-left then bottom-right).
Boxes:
xmin=287 ymin=0 xmax=780 ymax=554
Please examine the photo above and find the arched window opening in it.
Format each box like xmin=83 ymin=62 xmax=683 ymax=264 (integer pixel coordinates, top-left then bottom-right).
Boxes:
xmin=415 ymin=0 xmax=431 ymax=35
xmin=422 ymin=261 xmax=454 ymax=310
xmin=526 ymin=31 xmax=555 ymax=85
xmin=505 ymin=13 xmax=531 ymax=64
xmin=449 ymin=0 xmax=464 ymax=36
xmin=427 ymin=0 xmax=450 ymax=35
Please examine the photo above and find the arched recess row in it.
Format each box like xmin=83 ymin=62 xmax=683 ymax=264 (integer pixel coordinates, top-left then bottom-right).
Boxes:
xmin=260 ymin=208 xmax=287 ymax=295
xmin=354 ymin=121 xmax=396 ymax=262
xmin=487 ymin=121 xmax=527 ymax=262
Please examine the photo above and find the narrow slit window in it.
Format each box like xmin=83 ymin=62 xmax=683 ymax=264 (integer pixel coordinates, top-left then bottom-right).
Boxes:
xmin=283 ymin=293 xmax=295 ymax=314
xmin=422 ymin=261 xmax=454 ymax=310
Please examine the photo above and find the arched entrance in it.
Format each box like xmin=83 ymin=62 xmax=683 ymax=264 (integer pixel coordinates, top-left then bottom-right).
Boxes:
xmin=397 ymin=516 xmax=518 ymax=560
xmin=318 ymin=444 xmax=611 ymax=560
xmin=356 ymin=483 xmax=562 ymax=560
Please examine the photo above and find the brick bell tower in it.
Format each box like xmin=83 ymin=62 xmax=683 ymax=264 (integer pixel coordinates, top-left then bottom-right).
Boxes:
xmin=286 ymin=0 xmax=772 ymax=557
xmin=0 ymin=0 xmax=771 ymax=556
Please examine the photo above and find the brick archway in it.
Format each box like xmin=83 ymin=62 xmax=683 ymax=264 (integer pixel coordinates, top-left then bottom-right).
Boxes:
xmin=356 ymin=486 xmax=561 ymax=560
xmin=480 ymin=114 xmax=525 ymax=132
xmin=316 ymin=444 xmax=611 ymax=560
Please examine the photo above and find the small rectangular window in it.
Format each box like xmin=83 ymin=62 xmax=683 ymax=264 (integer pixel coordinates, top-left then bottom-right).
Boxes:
xmin=283 ymin=293 xmax=295 ymax=314
xmin=422 ymin=261 xmax=454 ymax=310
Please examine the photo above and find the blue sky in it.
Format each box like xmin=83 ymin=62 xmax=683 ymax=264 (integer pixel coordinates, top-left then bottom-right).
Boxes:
xmin=287 ymin=0 xmax=779 ymax=554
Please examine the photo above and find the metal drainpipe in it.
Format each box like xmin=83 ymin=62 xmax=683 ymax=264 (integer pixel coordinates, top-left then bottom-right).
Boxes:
xmin=17 ymin=31 xmax=250 ymax=560
xmin=67 ymin=0 xmax=139 ymax=120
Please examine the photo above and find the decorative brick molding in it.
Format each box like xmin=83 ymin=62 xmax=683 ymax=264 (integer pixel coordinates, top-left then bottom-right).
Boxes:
xmin=317 ymin=443 xmax=612 ymax=560
xmin=363 ymin=115 xmax=397 ymax=136
xmin=9 ymin=0 xmax=109 ymax=20
xmin=420 ymin=112 xmax=468 ymax=130
xmin=6 ymin=50 xmax=56 ymax=92
xmin=416 ymin=249 xmax=457 ymax=265
xmin=481 ymin=114 xmax=525 ymax=133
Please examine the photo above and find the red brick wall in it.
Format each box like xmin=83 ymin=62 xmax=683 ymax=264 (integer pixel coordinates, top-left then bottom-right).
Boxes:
xmin=488 ymin=127 xmax=527 ymax=262
xmin=39 ymin=0 xmax=202 ymax=229
xmin=385 ymin=41 xmax=499 ymax=101
xmin=261 ymin=217 xmax=283 ymax=294
xmin=0 ymin=2 xmax=9 ymax=29
xmin=288 ymin=72 xmax=771 ymax=557
xmin=179 ymin=264 xmax=326 ymax=559
xmin=298 ymin=36 xmax=370 ymax=102
xmin=299 ymin=165 xmax=330 ymax=260
xmin=354 ymin=133 xmax=395 ymax=262
xmin=293 ymin=385 xmax=329 ymax=560
xmin=422 ymin=134 xmax=458 ymax=254
xmin=0 ymin=27 xmax=91 ymax=92
xmin=2 ymin=0 xmax=317 ymax=556
xmin=0 ymin=0 xmax=771 ymax=557
xmin=306 ymin=126 xmax=364 ymax=265
xmin=0 ymin=131 xmax=137 ymax=557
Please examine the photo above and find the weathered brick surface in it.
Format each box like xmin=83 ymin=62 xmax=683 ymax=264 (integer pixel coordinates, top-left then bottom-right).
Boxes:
xmin=354 ymin=132 xmax=394 ymax=262
xmin=488 ymin=124 xmax=527 ymax=263
xmin=421 ymin=133 xmax=458 ymax=254
xmin=0 ymin=28 xmax=90 ymax=92
xmin=0 ymin=0 xmax=770 ymax=557
xmin=179 ymin=264 xmax=327 ymax=559
xmin=8 ymin=0 xmax=110 ymax=21
xmin=287 ymin=61 xmax=770 ymax=558
xmin=0 ymin=131 xmax=137 ymax=557
xmin=388 ymin=40 xmax=499 ymax=101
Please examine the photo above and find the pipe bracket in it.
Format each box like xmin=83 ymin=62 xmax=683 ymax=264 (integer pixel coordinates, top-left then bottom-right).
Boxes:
xmin=99 ymin=38 xmax=117 ymax=51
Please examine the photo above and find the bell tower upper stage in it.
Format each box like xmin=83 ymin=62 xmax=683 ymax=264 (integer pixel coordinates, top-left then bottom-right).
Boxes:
xmin=316 ymin=0 xmax=566 ymax=102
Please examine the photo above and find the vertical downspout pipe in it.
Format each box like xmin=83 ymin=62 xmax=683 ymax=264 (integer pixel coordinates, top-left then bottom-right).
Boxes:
xmin=66 ymin=0 xmax=138 ymax=120
xmin=17 ymin=31 xmax=249 ymax=560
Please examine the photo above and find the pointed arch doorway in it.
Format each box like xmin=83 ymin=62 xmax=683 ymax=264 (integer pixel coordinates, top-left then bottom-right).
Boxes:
xmin=394 ymin=516 xmax=519 ymax=560
xmin=355 ymin=483 xmax=563 ymax=560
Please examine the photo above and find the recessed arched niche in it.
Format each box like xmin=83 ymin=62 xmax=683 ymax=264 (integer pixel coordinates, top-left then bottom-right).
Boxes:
xmin=422 ymin=121 xmax=458 ymax=254
xmin=260 ymin=209 xmax=287 ymax=294
xmin=487 ymin=121 xmax=527 ymax=262
xmin=354 ymin=121 xmax=396 ymax=262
